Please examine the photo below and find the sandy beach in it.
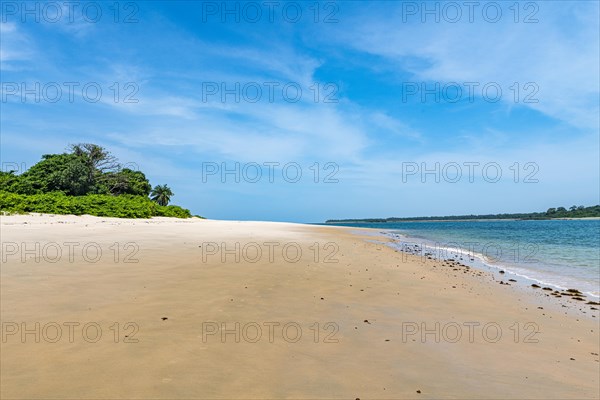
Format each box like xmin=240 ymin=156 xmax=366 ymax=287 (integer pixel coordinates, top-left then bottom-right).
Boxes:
xmin=1 ymin=214 xmax=599 ymax=399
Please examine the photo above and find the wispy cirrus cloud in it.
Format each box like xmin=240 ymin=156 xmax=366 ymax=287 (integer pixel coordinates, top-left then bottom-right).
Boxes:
xmin=0 ymin=22 xmax=35 ymax=70
xmin=324 ymin=1 xmax=599 ymax=131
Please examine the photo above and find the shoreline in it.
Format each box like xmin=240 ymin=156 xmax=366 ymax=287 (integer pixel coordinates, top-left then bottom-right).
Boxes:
xmin=324 ymin=216 xmax=600 ymax=223
xmin=376 ymin=229 xmax=600 ymax=301
xmin=323 ymin=220 xmax=600 ymax=301
xmin=350 ymin=227 xmax=600 ymax=317
xmin=1 ymin=214 xmax=599 ymax=399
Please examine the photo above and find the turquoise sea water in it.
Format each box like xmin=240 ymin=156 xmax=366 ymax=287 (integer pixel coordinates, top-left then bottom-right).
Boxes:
xmin=323 ymin=220 xmax=600 ymax=297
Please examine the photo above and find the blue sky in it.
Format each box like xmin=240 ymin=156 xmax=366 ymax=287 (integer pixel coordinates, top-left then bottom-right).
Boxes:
xmin=1 ymin=1 xmax=599 ymax=222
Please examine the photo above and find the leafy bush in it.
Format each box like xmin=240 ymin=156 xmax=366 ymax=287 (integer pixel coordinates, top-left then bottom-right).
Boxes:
xmin=0 ymin=191 xmax=191 ymax=219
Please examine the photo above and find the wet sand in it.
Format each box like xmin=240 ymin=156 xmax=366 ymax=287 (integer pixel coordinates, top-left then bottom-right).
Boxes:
xmin=1 ymin=214 xmax=599 ymax=399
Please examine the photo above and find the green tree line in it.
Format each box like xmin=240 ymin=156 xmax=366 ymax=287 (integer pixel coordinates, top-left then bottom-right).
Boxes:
xmin=0 ymin=144 xmax=192 ymax=218
xmin=326 ymin=205 xmax=600 ymax=223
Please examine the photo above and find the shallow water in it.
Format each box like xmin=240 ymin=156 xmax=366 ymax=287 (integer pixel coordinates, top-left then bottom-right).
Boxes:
xmin=325 ymin=219 xmax=600 ymax=297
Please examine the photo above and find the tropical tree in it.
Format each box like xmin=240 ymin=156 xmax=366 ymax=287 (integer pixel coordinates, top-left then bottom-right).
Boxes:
xmin=101 ymin=169 xmax=152 ymax=196
xmin=69 ymin=143 xmax=120 ymax=187
xmin=0 ymin=171 xmax=21 ymax=192
xmin=150 ymin=184 xmax=174 ymax=206
xmin=18 ymin=153 xmax=92 ymax=195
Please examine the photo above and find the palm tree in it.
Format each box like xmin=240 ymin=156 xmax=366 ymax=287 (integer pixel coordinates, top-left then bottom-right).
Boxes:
xmin=150 ymin=184 xmax=173 ymax=206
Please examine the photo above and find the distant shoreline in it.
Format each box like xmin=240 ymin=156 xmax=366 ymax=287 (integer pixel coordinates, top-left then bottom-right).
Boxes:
xmin=325 ymin=205 xmax=600 ymax=224
xmin=325 ymin=217 xmax=600 ymax=224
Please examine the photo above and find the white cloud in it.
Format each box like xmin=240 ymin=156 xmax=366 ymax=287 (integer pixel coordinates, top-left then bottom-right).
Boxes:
xmin=370 ymin=112 xmax=421 ymax=139
xmin=104 ymin=100 xmax=371 ymax=163
xmin=0 ymin=22 xmax=34 ymax=70
xmin=329 ymin=1 xmax=600 ymax=131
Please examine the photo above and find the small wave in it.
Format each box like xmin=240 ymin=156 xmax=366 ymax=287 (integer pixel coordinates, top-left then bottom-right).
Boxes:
xmin=381 ymin=230 xmax=600 ymax=299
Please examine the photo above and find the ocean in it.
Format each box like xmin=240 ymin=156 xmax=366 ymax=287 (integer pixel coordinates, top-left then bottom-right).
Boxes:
xmin=323 ymin=219 xmax=600 ymax=297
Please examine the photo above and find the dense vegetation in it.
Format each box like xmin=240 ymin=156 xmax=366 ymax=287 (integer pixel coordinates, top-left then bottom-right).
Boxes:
xmin=326 ymin=205 xmax=600 ymax=223
xmin=0 ymin=144 xmax=192 ymax=218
